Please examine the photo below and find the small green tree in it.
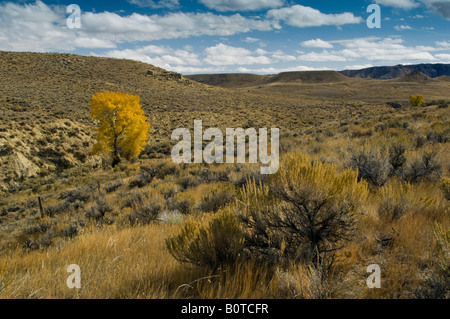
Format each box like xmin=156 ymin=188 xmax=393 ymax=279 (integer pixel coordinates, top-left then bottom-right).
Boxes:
xmin=410 ymin=95 xmax=425 ymax=107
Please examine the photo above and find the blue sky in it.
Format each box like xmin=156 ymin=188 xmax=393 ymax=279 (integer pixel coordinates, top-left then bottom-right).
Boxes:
xmin=0 ymin=0 xmax=449 ymax=74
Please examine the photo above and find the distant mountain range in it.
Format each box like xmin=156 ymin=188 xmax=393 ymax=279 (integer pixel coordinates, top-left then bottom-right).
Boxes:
xmin=339 ymin=63 xmax=450 ymax=79
xmin=186 ymin=63 xmax=450 ymax=88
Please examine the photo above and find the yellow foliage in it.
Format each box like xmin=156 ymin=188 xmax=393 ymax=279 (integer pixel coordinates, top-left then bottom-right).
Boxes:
xmin=409 ymin=94 xmax=425 ymax=107
xmin=166 ymin=208 xmax=245 ymax=268
xmin=90 ymin=91 xmax=150 ymax=164
xmin=271 ymin=152 xmax=369 ymax=209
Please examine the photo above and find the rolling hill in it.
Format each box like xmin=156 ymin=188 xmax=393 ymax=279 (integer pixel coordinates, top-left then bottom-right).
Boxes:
xmin=1 ymin=51 xmax=450 ymax=193
xmin=339 ymin=63 xmax=450 ymax=79
xmin=186 ymin=71 xmax=350 ymax=88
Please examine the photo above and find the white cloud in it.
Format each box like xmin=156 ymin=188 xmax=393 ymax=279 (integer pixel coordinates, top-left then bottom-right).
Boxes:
xmin=330 ymin=36 xmax=383 ymax=44
xmin=301 ymin=39 xmax=333 ymax=49
xmin=244 ymin=37 xmax=260 ymax=43
xmin=0 ymin=1 xmax=71 ymax=51
xmin=437 ymin=41 xmax=450 ymax=48
xmin=435 ymin=53 xmax=450 ymax=61
xmin=82 ymin=11 xmax=275 ymax=41
xmin=420 ymin=0 xmax=450 ymax=19
xmin=298 ymin=50 xmax=346 ymax=62
xmin=199 ymin=0 xmax=284 ymax=12
xmin=344 ymin=64 xmax=374 ymax=70
xmin=0 ymin=1 xmax=277 ymax=52
xmin=73 ymin=37 xmax=117 ymax=49
xmin=104 ymin=44 xmax=202 ymax=71
xmin=236 ymin=65 xmax=328 ymax=74
xmin=267 ymin=5 xmax=363 ymax=28
xmin=127 ymin=0 xmax=179 ymax=9
xmin=374 ymin=0 xmax=420 ymax=9
xmin=339 ymin=37 xmax=436 ymax=62
xmin=204 ymin=43 xmax=272 ymax=65
xmin=375 ymin=0 xmax=450 ymax=19
xmin=394 ymin=25 xmax=413 ymax=31
xmin=272 ymin=50 xmax=297 ymax=62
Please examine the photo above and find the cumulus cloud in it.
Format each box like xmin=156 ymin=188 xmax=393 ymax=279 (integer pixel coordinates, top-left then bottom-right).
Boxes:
xmin=301 ymin=39 xmax=334 ymax=49
xmin=127 ymin=0 xmax=180 ymax=9
xmin=104 ymin=44 xmax=299 ymax=74
xmin=0 ymin=1 xmax=276 ymax=52
xmin=437 ymin=40 xmax=450 ymax=47
xmin=73 ymin=37 xmax=117 ymax=49
xmin=339 ymin=37 xmax=436 ymax=62
xmin=374 ymin=0 xmax=420 ymax=9
xmin=105 ymin=45 xmax=201 ymax=70
xmin=375 ymin=0 xmax=450 ymax=19
xmin=344 ymin=64 xmax=374 ymax=70
xmin=81 ymin=11 xmax=274 ymax=41
xmin=204 ymin=43 xmax=272 ymax=65
xmin=424 ymin=0 xmax=450 ymax=19
xmin=272 ymin=50 xmax=297 ymax=62
xmin=295 ymin=37 xmax=439 ymax=64
xmin=298 ymin=50 xmax=346 ymax=62
xmin=244 ymin=37 xmax=260 ymax=43
xmin=435 ymin=53 xmax=450 ymax=61
xmin=236 ymin=65 xmax=328 ymax=74
xmin=394 ymin=25 xmax=413 ymax=31
xmin=267 ymin=5 xmax=363 ymax=28
xmin=199 ymin=0 xmax=284 ymax=12
xmin=0 ymin=1 xmax=70 ymax=51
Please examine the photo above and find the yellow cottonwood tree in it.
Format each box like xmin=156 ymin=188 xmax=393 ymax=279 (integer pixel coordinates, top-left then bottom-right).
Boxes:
xmin=90 ymin=91 xmax=150 ymax=166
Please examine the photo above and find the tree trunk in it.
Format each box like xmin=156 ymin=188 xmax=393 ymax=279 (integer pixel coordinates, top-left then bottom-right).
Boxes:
xmin=112 ymin=133 xmax=120 ymax=167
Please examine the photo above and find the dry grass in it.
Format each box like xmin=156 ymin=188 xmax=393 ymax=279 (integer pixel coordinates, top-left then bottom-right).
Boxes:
xmin=0 ymin=51 xmax=449 ymax=299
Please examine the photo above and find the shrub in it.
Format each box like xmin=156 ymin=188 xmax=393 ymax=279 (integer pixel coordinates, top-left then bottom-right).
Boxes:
xmin=426 ymin=122 xmax=449 ymax=144
xmin=415 ymin=136 xmax=427 ymax=148
xmin=377 ymin=183 xmax=413 ymax=221
xmin=63 ymin=222 xmax=79 ymax=238
xmin=155 ymin=161 xmax=180 ymax=179
xmin=60 ymin=187 xmax=91 ymax=204
xmin=178 ymin=175 xmax=199 ymax=189
xmin=85 ymin=197 xmax=113 ymax=220
xmin=129 ymin=165 xmax=158 ymax=188
xmin=44 ymin=201 xmax=67 ymax=217
xmin=169 ymin=192 xmax=196 ymax=215
xmin=403 ymin=151 xmax=441 ymax=183
xmin=386 ymin=101 xmax=404 ymax=109
xmin=415 ymin=223 xmax=450 ymax=298
xmin=128 ymin=202 xmax=161 ymax=225
xmin=438 ymin=100 xmax=449 ymax=108
xmin=103 ymin=179 xmax=124 ymax=193
xmin=440 ymin=177 xmax=450 ymax=200
xmin=351 ymin=129 xmax=373 ymax=138
xmin=166 ymin=208 xmax=245 ymax=268
xmin=349 ymin=147 xmax=392 ymax=187
xmin=122 ymin=191 xmax=144 ymax=208
xmin=143 ymin=141 xmax=173 ymax=157
xmin=389 ymin=143 xmax=407 ymax=176
xmin=239 ymin=153 xmax=369 ymax=266
xmin=156 ymin=182 xmax=180 ymax=199
xmin=410 ymin=95 xmax=425 ymax=107
xmin=199 ymin=184 xmax=236 ymax=213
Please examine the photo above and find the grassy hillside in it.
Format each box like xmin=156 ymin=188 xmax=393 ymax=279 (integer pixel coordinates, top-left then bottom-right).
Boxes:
xmin=0 ymin=51 xmax=449 ymax=299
